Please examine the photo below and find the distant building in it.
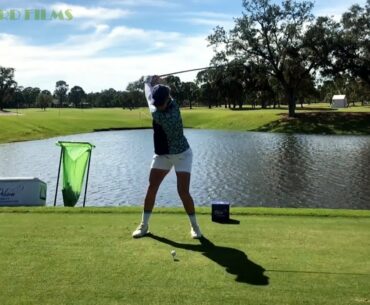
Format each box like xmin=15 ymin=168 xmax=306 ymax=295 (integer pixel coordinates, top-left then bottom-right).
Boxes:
xmin=331 ymin=95 xmax=347 ymax=108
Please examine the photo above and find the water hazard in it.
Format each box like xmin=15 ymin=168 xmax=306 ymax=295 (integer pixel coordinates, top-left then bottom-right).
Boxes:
xmin=0 ymin=129 xmax=369 ymax=209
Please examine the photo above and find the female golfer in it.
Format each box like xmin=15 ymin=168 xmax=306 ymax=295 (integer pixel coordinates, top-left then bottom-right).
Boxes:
xmin=132 ymin=75 xmax=202 ymax=239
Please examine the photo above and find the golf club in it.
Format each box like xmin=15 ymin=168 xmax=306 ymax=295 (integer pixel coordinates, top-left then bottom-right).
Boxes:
xmin=157 ymin=61 xmax=247 ymax=78
xmin=158 ymin=66 xmax=214 ymax=77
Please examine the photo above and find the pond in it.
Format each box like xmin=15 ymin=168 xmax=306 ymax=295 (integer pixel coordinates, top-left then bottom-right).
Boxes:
xmin=0 ymin=129 xmax=369 ymax=209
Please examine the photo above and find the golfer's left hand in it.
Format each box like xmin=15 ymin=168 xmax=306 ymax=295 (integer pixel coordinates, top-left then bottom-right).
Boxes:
xmin=150 ymin=75 xmax=162 ymax=86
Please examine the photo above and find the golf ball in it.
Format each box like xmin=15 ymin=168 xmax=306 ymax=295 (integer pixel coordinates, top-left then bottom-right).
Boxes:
xmin=171 ymin=250 xmax=176 ymax=256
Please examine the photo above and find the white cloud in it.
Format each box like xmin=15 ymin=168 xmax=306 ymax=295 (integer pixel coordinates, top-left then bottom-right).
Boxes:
xmin=184 ymin=17 xmax=234 ymax=29
xmin=50 ymin=2 xmax=131 ymax=20
xmin=186 ymin=12 xmax=235 ymax=19
xmin=0 ymin=29 xmax=214 ymax=92
xmin=313 ymin=1 xmax=367 ymax=21
xmin=46 ymin=2 xmax=132 ymax=30
xmin=314 ymin=8 xmax=344 ymax=22
xmin=49 ymin=25 xmax=182 ymax=57
xmin=176 ymin=11 xmax=235 ymax=30
xmin=98 ymin=0 xmax=180 ymax=8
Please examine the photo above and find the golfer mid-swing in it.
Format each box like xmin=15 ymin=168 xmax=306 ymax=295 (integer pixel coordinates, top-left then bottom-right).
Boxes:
xmin=132 ymin=75 xmax=202 ymax=239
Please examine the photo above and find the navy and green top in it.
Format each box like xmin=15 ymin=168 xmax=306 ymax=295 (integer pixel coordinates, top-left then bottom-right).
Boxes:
xmin=144 ymin=77 xmax=190 ymax=155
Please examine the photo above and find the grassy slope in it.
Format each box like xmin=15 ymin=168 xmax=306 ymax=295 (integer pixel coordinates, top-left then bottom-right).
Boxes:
xmin=1 ymin=103 xmax=370 ymax=144
xmin=0 ymin=208 xmax=369 ymax=305
xmin=0 ymin=108 xmax=152 ymax=144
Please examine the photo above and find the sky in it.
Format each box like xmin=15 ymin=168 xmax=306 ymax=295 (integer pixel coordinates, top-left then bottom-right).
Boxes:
xmin=0 ymin=0 xmax=366 ymax=93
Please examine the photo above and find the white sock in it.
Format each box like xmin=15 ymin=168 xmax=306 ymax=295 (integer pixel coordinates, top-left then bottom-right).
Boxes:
xmin=142 ymin=210 xmax=152 ymax=226
xmin=188 ymin=213 xmax=198 ymax=228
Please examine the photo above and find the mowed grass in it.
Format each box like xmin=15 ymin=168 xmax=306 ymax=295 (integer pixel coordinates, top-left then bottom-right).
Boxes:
xmin=1 ymin=103 xmax=370 ymax=143
xmin=0 ymin=108 xmax=152 ymax=144
xmin=0 ymin=208 xmax=369 ymax=305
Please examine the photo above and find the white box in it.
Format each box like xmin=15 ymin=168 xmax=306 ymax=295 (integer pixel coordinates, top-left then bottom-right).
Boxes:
xmin=0 ymin=177 xmax=47 ymax=207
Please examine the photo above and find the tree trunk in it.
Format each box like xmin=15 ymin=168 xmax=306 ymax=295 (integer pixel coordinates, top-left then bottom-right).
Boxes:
xmin=287 ymin=91 xmax=296 ymax=117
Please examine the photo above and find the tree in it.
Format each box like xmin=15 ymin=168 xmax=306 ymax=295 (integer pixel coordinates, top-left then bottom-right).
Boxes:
xmin=97 ymin=88 xmax=117 ymax=107
xmin=54 ymin=81 xmax=69 ymax=107
xmin=125 ymin=77 xmax=146 ymax=108
xmin=249 ymin=63 xmax=279 ymax=108
xmin=126 ymin=77 xmax=144 ymax=92
xmin=164 ymin=75 xmax=182 ymax=101
xmin=196 ymin=68 xmax=225 ymax=108
xmin=332 ymin=1 xmax=370 ymax=87
xmin=180 ymin=82 xmax=199 ymax=109
xmin=223 ymin=63 xmax=246 ymax=109
xmin=0 ymin=66 xmax=17 ymax=110
xmin=123 ymin=90 xmax=146 ymax=109
xmin=197 ymin=82 xmax=221 ymax=109
xmin=68 ymin=86 xmax=86 ymax=108
xmin=208 ymin=0 xmax=328 ymax=117
xmin=37 ymin=90 xmax=52 ymax=110
xmin=86 ymin=92 xmax=100 ymax=107
xmin=5 ymin=87 xmax=25 ymax=109
xmin=22 ymin=87 xmax=40 ymax=107
xmin=295 ymin=73 xmax=317 ymax=107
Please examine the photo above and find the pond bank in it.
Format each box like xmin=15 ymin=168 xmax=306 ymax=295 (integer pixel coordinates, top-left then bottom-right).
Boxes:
xmin=1 ymin=104 xmax=370 ymax=144
xmin=1 ymin=206 xmax=369 ymax=217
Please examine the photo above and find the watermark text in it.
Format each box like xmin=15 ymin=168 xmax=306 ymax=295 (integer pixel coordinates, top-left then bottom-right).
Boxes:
xmin=0 ymin=9 xmax=73 ymax=21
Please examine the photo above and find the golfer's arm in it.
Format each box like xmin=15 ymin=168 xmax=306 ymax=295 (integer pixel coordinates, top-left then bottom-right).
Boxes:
xmin=144 ymin=77 xmax=156 ymax=113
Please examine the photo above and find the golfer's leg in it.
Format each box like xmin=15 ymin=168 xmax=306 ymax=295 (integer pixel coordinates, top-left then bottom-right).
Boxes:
xmin=176 ymin=171 xmax=202 ymax=238
xmin=176 ymin=171 xmax=195 ymax=214
xmin=133 ymin=168 xmax=169 ymax=238
xmin=144 ymin=168 xmax=169 ymax=211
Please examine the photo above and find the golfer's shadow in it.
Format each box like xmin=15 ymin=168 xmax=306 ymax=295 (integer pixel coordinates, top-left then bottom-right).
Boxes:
xmin=147 ymin=234 xmax=269 ymax=285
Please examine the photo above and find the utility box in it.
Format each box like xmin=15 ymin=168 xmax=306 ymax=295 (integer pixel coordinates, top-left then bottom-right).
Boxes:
xmin=331 ymin=95 xmax=347 ymax=108
xmin=0 ymin=177 xmax=47 ymax=207
xmin=212 ymin=201 xmax=230 ymax=222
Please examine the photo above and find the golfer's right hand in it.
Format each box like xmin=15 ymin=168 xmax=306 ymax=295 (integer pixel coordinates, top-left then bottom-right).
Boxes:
xmin=150 ymin=75 xmax=161 ymax=86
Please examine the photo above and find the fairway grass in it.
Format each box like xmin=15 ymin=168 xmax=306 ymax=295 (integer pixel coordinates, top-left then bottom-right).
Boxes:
xmin=0 ymin=208 xmax=369 ymax=305
xmin=1 ymin=103 xmax=370 ymax=144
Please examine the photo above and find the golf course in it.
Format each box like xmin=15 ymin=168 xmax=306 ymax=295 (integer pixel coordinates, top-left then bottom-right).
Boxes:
xmin=1 ymin=207 xmax=370 ymax=305
xmin=1 ymin=0 xmax=370 ymax=303
xmin=1 ymin=105 xmax=370 ymax=305
xmin=1 ymin=103 xmax=370 ymax=144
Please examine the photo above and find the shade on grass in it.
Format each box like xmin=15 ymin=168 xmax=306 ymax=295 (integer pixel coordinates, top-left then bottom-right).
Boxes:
xmin=0 ymin=208 xmax=369 ymax=305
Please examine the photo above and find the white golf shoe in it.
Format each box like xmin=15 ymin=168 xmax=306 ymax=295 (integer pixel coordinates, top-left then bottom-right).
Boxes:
xmin=132 ymin=223 xmax=149 ymax=238
xmin=190 ymin=225 xmax=202 ymax=239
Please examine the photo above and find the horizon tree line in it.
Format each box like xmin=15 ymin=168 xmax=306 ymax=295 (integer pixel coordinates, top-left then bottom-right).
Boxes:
xmin=0 ymin=0 xmax=369 ymax=115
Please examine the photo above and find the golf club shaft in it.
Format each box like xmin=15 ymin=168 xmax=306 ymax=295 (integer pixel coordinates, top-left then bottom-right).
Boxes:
xmin=158 ymin=66 xmax=217 ymax=77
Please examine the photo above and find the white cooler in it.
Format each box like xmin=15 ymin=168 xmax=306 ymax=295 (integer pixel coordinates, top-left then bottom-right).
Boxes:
xmin=0 ymin=177 xmax=47 ymax=207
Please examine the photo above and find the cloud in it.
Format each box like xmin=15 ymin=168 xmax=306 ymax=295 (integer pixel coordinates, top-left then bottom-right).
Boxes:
xmin=314 ymin=8 xmax=345 ymax=22
xmin=0 ymin=29 xmax=214 ymax=92
xmin=176 ymin=11 xmax=236 ymax=30
xmin=50 ymin=2 xmax=131 ymax=20
xmin=183 ymin=17 xmax=234 ymax=29
xmin=44 ymin=2 xmax=132 ymax=30
xmin=48 ymin=24 xmax=182 ymax=57
xmin=98 ymin=0 xmax=180 ymax=8
xmin=313 ymin=0 xmax=367 ymax=21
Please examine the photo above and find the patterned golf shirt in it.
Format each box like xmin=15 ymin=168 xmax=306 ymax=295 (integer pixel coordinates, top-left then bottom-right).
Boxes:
xmin=144 ymin=77 xmax=190 ymax=155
